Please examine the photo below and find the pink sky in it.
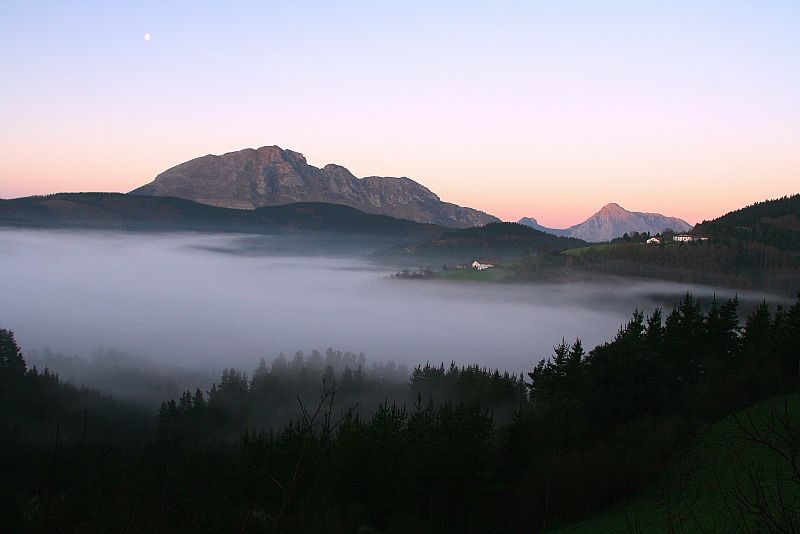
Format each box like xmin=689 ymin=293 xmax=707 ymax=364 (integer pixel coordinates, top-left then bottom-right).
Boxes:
xmin=1 ymin=2 xmax=798 ymax=228
xmin=2 ymin=130 xmax=796 ymax=227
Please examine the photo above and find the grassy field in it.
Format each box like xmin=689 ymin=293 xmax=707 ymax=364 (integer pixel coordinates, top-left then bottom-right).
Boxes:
xmin=434 ymin=265 xmax=513 ymax=282
xmin=561 ymin=243 xmax=622 ymax=256
xmin=549 ymin=394 xmax=800 ymax=533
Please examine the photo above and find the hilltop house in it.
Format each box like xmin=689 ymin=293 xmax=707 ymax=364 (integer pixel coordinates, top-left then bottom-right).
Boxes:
xmin=674 ymin=234 xmax=694 ymax=242
xmin=472 ymin=260 xmax=495 ymax=271
xmin=646 ymin=237 xmax=662 ymax=245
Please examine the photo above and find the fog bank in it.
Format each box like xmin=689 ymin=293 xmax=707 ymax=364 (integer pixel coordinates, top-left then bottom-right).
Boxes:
xmin=0 ymin=230 xmax=786 ymax=379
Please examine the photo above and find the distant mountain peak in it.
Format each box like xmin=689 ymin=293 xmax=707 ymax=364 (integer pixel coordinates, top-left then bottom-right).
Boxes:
xmin=254 ymin=144 xmax=305 ymax=160
xmin=130 ymin=145 xmax=499 ymax=228
xmin=518 ymin=203 xmax=692 ymax=242
xmin=598 ymin=203 xmax=629 ymax=216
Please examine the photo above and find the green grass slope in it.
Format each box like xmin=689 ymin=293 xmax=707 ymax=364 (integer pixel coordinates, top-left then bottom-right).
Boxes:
xmin=561 ymin=243 xmax=622 ymax=256
xmin=435 ymin=264 xmax=514 ymax=282
xmin=550 ymin=394 xmax=800 ymax=533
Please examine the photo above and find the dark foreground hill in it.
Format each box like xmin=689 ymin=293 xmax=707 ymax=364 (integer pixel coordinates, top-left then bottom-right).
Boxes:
xmin=552 ymin=394 xmax=800 ymax=533
xmin=0 ymin=193 xmax=446 ymax=243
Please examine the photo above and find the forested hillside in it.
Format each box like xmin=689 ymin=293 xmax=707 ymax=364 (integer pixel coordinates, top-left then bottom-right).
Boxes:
xmin=504 ymin=196 xmax=800 ymax=294
xmin=514 ymin=239 xmax=800 ymax=294
xmin=2 ymin=293 xmax=799 ymax=532
xmin=694 ymin=194 xmax=800 ymax=252
xmin=380 ymin=222 xmax=587 ymax=265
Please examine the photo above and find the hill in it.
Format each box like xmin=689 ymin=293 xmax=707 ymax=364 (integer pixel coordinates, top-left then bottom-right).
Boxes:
xmin=519 ymin=203 xmax=692 ymax=242
xmin=511 ymin=196 xmax=800 ymax=294
xmin=0 ymin=193 xmax=446 ymax=242
xmin=693 ymin=194 xmax=800 ymax=252
xmin=512 ymin=238 xmax=800 ymax=295
xmin=550 ymin=394 xmax=800 ymax=533
xmin=378 ymin=222 xmax=588 ymax=265
xmin=131 ymin=145 xmax=499 ymax=228
xmin=517 ymin=216 xmax=570 ymax=236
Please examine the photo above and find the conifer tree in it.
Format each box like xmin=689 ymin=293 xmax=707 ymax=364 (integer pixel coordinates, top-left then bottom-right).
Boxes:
xmin=0 ymin=328 xmax=26 ymax=376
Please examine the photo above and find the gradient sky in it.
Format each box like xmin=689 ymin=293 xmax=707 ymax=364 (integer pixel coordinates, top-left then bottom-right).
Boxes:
xmin=1 ymin=1 xmax=798 ymax=227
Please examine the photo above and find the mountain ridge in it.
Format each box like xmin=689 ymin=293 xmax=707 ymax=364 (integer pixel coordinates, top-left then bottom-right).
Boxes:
xmin=0 ymin=193 xmax=447 ymax=243
xmin=131 ymin=145 xmax=499 ymax=228
xmin=518 ymin=203 xmax=692 ymax=242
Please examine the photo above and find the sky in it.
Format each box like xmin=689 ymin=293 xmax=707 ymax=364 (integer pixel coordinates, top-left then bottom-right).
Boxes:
xmin=1 ymin=1 xmax=798 ymax=227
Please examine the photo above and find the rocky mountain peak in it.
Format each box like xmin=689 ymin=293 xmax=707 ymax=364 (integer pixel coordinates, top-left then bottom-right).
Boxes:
xmin=253 ymin=145 xmax=307 ymax=164
xmin=597 ymin=203 xmax=630 ymax=218
xmin=518 ymin=203 xmax=692 ymax=242
xmin=130 ymin=145 xmax=499 ymax=228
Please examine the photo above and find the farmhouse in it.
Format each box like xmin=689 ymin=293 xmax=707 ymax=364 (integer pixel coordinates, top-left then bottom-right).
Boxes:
xmin=646 ymin=237 xmax=662 ymax=244
xmin=471 ymin=260 xmax=495 ymax=271
xmin=674 ymin=234 xmax=694 ymax=242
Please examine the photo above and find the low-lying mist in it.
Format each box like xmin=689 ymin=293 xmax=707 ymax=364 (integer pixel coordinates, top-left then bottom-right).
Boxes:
xmin=0 ymin=229 xmax=787 ymax=401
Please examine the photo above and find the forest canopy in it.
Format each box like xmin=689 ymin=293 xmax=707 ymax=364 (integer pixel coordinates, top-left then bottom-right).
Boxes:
xmin=2 ymin=292 xmax=799 ymax=532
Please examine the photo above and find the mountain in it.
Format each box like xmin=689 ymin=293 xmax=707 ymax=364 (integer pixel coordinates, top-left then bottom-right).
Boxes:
xmin=518 ymin=203 xmax=692 ymax=242
xmin=379 ymin=222 xmax=588 ymax=265
xmin=516 ymin=196 xmax=800 ymax=294
xmin=516 ymin=217 xmax=569 ymax=237
xmin=0 ymin=193 xmax=446 ymax=242
xmin=693 ymin=194 xmax=800 ymax=252
xmin=131 ymin=145 xmax=499 ymax=228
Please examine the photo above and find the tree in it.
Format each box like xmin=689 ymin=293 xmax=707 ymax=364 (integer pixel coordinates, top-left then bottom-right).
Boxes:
xmin=0 ymin=328 xmax=26 ymax=377
xmin=645 ymin=308 xmax=664 ymax=352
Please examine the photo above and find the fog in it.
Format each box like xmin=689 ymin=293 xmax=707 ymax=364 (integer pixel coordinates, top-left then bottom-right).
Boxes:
xmin=0 ymin=229 xmax=787 ymax=391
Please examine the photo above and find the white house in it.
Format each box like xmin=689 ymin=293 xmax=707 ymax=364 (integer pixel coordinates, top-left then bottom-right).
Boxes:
xmin=472 ymin=260 xmax=495 ymax=271
xmin=674 ymin=234 xmax=694 ymax=242
xmin=646 ymin=237 xmax=662 ymax=244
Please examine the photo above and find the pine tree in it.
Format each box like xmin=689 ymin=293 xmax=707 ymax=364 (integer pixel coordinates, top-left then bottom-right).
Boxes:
xmin=786 ymin=293 xmax=800 ymax=381
xmin=568 ymin=339 xmax=584 ymax=369
xmin=552 ymin=338 xmax=570 ymax=373
xmin=645 ymin=308 xmax=664 ymax=351
xmin=616 ymin=309 xmax=645 ymax=343
xmin=340 ymin=367 xmax=355 ymax=393
xmin=0 ymin=328 xmax=26 ymax=376
xmin=178 ymin=390 xmax=193 ymax=412
xmin=353 ymin=365 xmax=367 ymax=392
xmin=193 ymin=388 xmax=206 ymax=410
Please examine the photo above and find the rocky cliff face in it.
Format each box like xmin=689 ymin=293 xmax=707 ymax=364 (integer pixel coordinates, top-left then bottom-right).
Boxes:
xmin=518 ymin=203 xmax=692 ymax=242
xmin=570 ymin=203 xmax=692 ymax=242
xmin=131 ymin=146 xmax=499 ymax=228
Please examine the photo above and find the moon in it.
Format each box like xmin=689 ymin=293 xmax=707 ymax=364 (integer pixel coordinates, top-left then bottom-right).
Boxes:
xmin=144 ymin=32 xmax=151 ymax=41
